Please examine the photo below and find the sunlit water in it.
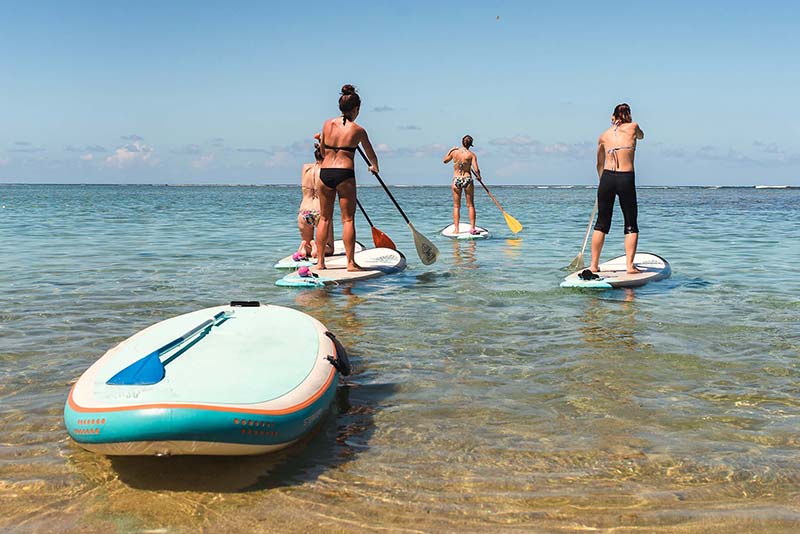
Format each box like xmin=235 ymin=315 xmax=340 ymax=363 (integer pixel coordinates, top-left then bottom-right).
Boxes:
xmin=1 ymin=184 xmax=799 ymax=533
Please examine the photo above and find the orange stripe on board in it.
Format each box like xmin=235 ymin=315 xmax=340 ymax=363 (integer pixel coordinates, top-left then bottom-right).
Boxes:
xmin=67 ymin=345 xmax=338 ymax=416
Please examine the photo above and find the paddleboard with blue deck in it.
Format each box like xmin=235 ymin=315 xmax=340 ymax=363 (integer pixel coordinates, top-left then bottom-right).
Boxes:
xmin=561 ymin=252 xmax=671 ymax=289
xmin=440 ymin=223 xmax=490 ymax=240
xmin=276 ymin=248 xmax=406 ymax=288
xmin=274 ymin=240 xmax=365 ymax=269
xmin=64 ymin=302 xmax=350 ymax=456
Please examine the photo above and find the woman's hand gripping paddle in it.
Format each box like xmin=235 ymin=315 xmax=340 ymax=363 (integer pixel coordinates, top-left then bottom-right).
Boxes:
xmin=357 ymin=146 xmax=439 ymax=265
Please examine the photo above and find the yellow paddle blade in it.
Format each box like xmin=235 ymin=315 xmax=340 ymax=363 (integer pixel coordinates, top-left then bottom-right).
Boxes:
xmin=503 ymin=211 xmax=523 ymax=234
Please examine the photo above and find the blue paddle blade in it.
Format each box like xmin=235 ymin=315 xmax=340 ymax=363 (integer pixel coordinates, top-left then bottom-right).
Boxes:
xmin=106 ymin=349 xmax=166 ymax=386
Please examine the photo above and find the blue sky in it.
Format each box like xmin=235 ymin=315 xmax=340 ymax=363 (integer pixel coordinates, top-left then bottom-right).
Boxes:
xmin=1 ymin=1 xmax=798 ymax=185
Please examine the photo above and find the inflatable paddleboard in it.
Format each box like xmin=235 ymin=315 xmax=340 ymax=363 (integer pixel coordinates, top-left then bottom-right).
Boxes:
xmin=276 ymin=248 xmax=406 ymax=287
xmin=561 ymin=253 xmax=671 ymax=289
xmin=440 ymin=223 xmax=490 ymax=240
xmin=274 ymin=240 xmax=365 ymax=269
xmin=64 ymin=302 xmax=350 ymax=456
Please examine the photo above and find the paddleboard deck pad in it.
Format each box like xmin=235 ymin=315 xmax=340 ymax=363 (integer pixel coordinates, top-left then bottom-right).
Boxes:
xmin=276 ymin=248 xmax=406 ymax=287
xmin=64 ymin=302 xmax=350 ymax=456
xmin=274 ymin=240 xmax=365 ymax=269
xmin=440 ymin=223 xmax=490 ymax=240
xmin=561 ymin=253 xmax=671 ymax=289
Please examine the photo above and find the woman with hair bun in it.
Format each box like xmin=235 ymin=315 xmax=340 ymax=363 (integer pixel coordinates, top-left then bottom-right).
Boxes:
xmin=315 ymin=84 xmax=379 ymax=271
xmin=443 ymin=134 xmax=482 ymax=234
xmin=590 ymin=103 xmax=645 ymax=274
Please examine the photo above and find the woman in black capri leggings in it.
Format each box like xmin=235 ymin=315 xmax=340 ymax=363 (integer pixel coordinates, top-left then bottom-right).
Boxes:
xmin=590 ymin=103 xmax=645 ymax=273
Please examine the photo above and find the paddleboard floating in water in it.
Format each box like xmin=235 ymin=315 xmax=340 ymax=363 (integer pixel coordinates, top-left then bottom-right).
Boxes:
xmin=276 ymin=248 xmax=406 ymax=287
xmin=64 ymin=301 xmax=350 ymax=456
xmin=561 ymin=252 xmax=671 ymax=289
xmin=274 ymin=240 xmax=365 ymax=269
xmin=440 ymin=223 xmax=490 ymax=240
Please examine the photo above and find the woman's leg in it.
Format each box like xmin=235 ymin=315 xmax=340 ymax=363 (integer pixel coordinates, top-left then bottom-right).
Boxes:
xmin=465 ymin=182 xmax=476 ymax=229
xmin=590 ymin=173 xmax=615 ymax=271
xmin=337 ymin=178 xmax=361 ymax=271
xmin=315 ymin=185 xmax=337 ymax=270
xmin=297 ymin=214 xmax=313 ymax=257
xmin=452 ymin=183 xmax=462 ymax=228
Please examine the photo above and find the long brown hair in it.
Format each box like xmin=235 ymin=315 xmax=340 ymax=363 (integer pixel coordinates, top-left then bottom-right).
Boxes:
xmin=613 ymin=103 xmax=632 ymax=124
xmin=339 ymin=84 xmax=361 ymax=124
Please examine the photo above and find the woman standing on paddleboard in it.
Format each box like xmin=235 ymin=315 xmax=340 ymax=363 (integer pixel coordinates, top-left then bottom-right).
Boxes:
xmin=590 ymin=103 xmax=644 ymax=274
xmin=295 ymin=138 xmax=334 ymax=261
xmin=316 ymin=84 xmax=379 ymax=272
xmin=443 ymin=135 xmax=482 ymax=234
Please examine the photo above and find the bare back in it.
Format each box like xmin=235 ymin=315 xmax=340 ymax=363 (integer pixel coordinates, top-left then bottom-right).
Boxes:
xmin=449 ymin=148 xmax=475 ymax=178
xmin=299 ymin=163 xmax=320 ymax=212
xmin=320 ymin=118 xmax=364 ymax=169
xmin=598 ymin=122 xmax=643 ymax=172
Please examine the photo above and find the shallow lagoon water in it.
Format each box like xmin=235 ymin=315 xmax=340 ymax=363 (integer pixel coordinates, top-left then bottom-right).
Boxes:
xmin=1 ymin=184 xmax=799 ymax=532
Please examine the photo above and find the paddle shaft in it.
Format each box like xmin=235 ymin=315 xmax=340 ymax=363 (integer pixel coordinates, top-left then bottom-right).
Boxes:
xmin=356 ymin=198 xmax=374 ymax=227
xmin=579 ymin=200 xmax=599 ymax=257
xmin=156 ymin=311 xmax=227 ymax=358
xmin=356 ymin=146 xmax=411 ymax=225
xmin=471 ymin=170 xmax=504 ymax=211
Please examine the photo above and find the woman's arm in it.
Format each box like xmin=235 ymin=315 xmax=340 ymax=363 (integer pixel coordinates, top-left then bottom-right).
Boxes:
xmin=360 ymin=130 xmax=379 ymax=174
xmin=633 ymin=122 xmax=644 ymax=140
xmin=596 ymin=136 xmax=606 ymax=178
xmin=443 ymin=147 xmax=457 ymax=163
xmin=471 ymin=152 xmax=481 ymax=180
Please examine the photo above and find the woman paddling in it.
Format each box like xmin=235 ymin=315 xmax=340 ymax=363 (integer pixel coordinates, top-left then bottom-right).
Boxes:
xmin=590 ymin=103 xmax=645 ymax=274
xmin=295 ymin=139 xmax=334 ymax=261
xmin=316 ymin=84 xmax=379 ymax=271
xmin=443 ymin=135 xmax=482 ymax=234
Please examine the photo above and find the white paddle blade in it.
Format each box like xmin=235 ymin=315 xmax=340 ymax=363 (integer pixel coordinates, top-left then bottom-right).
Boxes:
xmin=409 ymin=223 xmax=439 ymax=265
xmin=566 ymin=253 xmax=585 ymax=272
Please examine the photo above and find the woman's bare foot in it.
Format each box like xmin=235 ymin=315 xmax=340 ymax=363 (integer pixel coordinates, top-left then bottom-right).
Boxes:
xmin=346 ymin=262 xmax=364 ymax=272
xmin=589 ymin=264 xmax=600 ymax=273
xmin=313 ymin=262 xmax=327 ymax=272
xmin=627 ymin=267 xmax=642 ymax=274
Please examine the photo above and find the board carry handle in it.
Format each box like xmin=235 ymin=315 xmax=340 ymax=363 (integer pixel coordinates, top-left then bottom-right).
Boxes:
xmin=230 ymin=301 xmax=260 ymax=307
xmin=325 ymin=331 xmax=351 ymax=376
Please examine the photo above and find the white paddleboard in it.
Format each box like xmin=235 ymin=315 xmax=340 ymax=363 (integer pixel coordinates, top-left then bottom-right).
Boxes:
xmin=274 ymin=240 xmax=365 ymax=269
xmin=440 ymin=223 xmax=490 ymax=240
xmin=561 ymin=253 xmax=671 ymax=289
xmin=276 ymin=248 xmax=406 ymax=287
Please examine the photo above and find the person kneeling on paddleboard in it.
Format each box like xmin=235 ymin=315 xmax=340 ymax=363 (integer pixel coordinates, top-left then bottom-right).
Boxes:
xmin=295 ymin=138 xmax=334 ymax=261
xmin=590 ymin=103 xmax=645 ymax=274
xmin=443 ymin=135 xmax=482 ymax=235
xmin=316 ymin=84 xmax=379 ymax=272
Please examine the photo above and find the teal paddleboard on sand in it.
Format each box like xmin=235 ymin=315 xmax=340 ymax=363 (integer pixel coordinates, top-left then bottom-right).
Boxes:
xmin=276 ymin=248 xmax=406 ymax=287
xmin=561 ymin=252 xmax=671 ymax=289
xmin=64 ymin=302 xmax=349 ymax=456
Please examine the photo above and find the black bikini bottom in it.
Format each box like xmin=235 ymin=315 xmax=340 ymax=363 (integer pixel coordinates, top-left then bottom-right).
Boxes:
xmin=319 ymin=168 xmax=355 ymax=189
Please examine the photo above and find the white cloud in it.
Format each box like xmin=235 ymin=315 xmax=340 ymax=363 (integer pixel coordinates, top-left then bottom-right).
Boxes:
xmin=191 ymin=153 xmax=214 ymax=169
xmin=0 ymin=157 xmax=9 ymax=166
xmin=104 ymin=141 xmax=157 ymax=168
xmin=80 ymin=154 xmax=93 ymax=161
xmin=264 ymin=151 xmax=292 ymax=168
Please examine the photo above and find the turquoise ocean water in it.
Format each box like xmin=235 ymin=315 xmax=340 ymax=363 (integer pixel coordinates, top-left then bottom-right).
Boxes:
xmin=1 ymin=184 xmax=799 ymax=533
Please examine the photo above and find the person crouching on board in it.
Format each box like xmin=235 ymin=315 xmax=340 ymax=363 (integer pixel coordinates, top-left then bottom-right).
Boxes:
xmin=316 ymin=84 xmax=379 ymax=272
xmin=443 ymin=135 xmax=482 ymax=235
xmin=296 ymin=138 xmax=334 ymax=260
xmin=590 ymin=103 xmax=645 ymax=274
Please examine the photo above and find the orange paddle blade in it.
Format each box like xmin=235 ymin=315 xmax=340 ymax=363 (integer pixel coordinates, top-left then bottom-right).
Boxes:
xmin=372 ymin=227 xmax=397 ymax=250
